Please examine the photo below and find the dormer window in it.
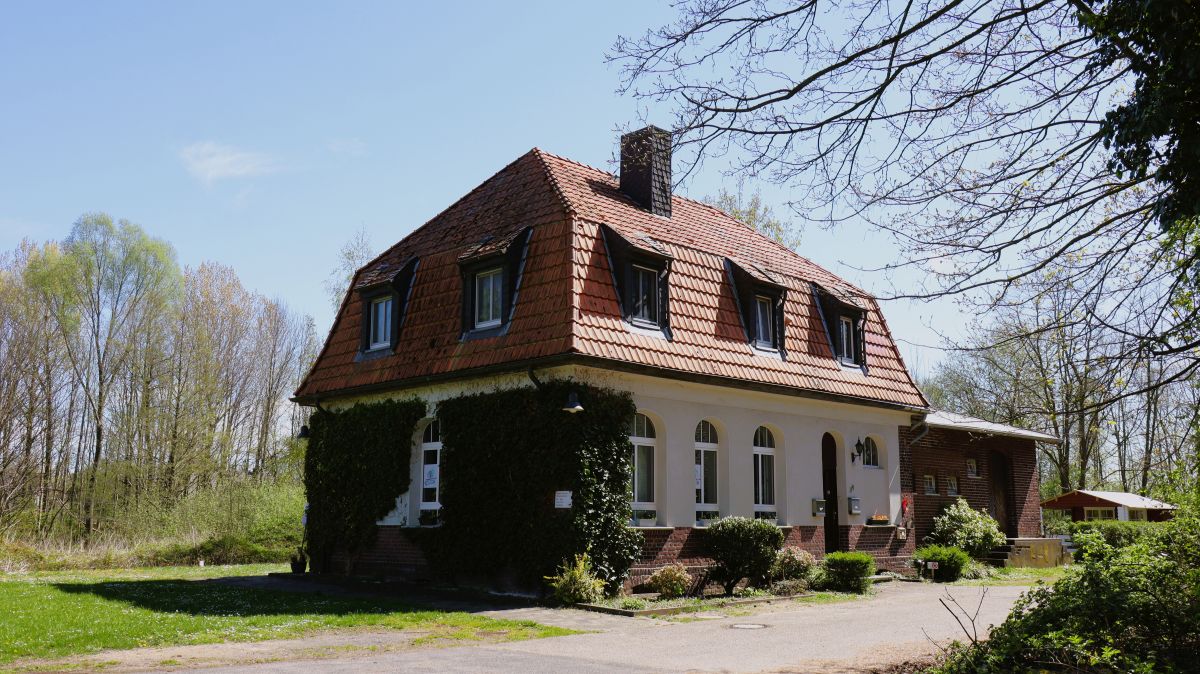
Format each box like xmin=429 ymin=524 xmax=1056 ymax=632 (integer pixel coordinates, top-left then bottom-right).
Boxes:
xmin=631 ymin=265 xmax=660 ymax=325
xmin=355 ymin=257 xmax=418 ymax=358
xmin=838 ymin=316 xmax=855 ymax=361
xmin=473 ymin=267 xmax=503 ymax=329
xmin=755 ymin=296 xmax=774 ymax=348
xmin=369 ymin=296 xmax=394 ymax=349
xmin=815 ymin=284 xmax=867 ymax=367
xmin=458 ymin=227 xmax=533 ymax=339
xmin=599 ymin=224 xmax=672 ymax=333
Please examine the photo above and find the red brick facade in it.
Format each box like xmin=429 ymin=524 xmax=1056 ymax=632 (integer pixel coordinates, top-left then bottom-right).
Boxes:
xmin=901 ymin=424 xmax=1041 ymax=541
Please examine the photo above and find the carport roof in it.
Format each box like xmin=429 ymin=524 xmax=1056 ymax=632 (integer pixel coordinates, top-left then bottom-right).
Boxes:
xmin=924 ymin=410 xmax=1060 ymax=444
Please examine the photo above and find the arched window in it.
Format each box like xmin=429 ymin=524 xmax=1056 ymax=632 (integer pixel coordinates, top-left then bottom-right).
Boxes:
xmin=861 ymin=437 xmax=879 ymax=467
xmin=629 ymin=414 xmax=656 ymax=512
xmin=752 ymin=427 xmax=776 ymax=518
xmin=694 ymin=420 xmax=719 ymax=523
xmin=420 ymin=420 xmax=442 ymax=523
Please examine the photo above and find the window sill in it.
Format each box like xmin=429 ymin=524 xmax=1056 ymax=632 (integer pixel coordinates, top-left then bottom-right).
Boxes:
xmin=628 ymin=525 xmax=673 ymax=531
xmin=625 ymin=319 xmax=671 ymax=341
xmin=461 ymin=323 xmax=508 ymax=342
xmin=355 ymin=346 xmax=394 ymax=363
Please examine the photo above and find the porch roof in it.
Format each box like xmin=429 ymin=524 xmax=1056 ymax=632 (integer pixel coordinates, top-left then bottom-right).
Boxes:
xmin=924 ymin=410 xmax=1060 ymax=444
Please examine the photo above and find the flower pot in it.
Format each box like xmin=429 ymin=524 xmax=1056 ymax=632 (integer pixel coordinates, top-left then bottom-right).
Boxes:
xmin=636 ymin=518 xmax=657 ymax=527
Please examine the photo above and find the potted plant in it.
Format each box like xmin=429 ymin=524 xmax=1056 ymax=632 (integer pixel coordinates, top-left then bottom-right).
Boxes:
xmin=696 ymin=510 xmax=720 ymax=527
xmin=867 ymin=512 xmax=891 ymax=526
xmin=289 ymin=547 xmax=307 ymax=574
xmin=633 ymin=509 xmax=657 ymax=527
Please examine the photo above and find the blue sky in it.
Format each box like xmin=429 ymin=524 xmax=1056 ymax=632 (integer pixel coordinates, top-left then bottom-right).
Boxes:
xmin=0 ymin=1 xmax=956 ymax=374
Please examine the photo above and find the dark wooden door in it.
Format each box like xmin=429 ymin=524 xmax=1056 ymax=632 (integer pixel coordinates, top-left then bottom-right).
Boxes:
xmin=989 ymin=451 xmax=1012 ymax=535
xmin=822 ymin=433 xmax=840 ymax=553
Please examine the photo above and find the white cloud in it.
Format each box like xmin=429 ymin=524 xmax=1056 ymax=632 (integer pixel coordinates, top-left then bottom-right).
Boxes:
xmin=179 ymin=141 xmax=279 ymax=185
xmin=327 ymin=137 xmax=367 ymax=157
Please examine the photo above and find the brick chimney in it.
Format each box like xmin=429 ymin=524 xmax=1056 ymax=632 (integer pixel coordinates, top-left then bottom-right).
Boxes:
xmin=619 ymin=125 xmax=672 ymax=218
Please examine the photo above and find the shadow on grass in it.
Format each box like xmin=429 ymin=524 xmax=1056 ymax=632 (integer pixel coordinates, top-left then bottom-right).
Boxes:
xmin=50 ymin=576 xmax=522 ymax=618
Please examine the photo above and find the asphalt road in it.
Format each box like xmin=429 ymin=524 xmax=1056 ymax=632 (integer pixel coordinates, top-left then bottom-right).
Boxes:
xmin=190 ymin=582 xmax=1029 ymax=674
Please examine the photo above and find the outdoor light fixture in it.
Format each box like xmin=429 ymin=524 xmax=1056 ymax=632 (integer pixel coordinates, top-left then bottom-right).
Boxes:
xmin=297 ymin=425 xmax=310 ymax=439
xmin=852 ymin=437 xmax=865 ymax=463
xmin=562 ymin=391 xmax=584 ymax=414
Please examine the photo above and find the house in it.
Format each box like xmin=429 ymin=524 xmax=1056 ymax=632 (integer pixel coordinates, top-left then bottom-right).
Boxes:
xmin=294 ymin=125 xmax=1055 ymax=581
xmin=1041 ymin=490 xmax=1176 ymax=522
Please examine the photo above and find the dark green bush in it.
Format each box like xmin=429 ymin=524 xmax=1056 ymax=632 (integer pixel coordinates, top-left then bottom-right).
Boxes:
xmin=822 ymin=551 xmax=876 ymax=593
xmin=913 ymin=545 xmax=971 ymax=582
xmin=705 ymin=516 xmax=785 ymax=595
xmin=934 ymin=499 xmax=1200 ymax=673
xmin=1067 ymin=519 xmax=1161 ymax=548
xmin=927 ymin=498 xmax=1007 ymax=557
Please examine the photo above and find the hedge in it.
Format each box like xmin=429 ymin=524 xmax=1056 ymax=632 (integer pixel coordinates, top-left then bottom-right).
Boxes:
xmin=913 ymin=544 xmax=971 ymax=582
xmin=427 ymin=380 xmax=642 ymax=593
xmin=822 ymin=551 xmax=876 ymax=593
xmin=304 ymin=398 xmax=427 ymax=572
xmin=1067 ymin=520 xmax=1162 ymax=548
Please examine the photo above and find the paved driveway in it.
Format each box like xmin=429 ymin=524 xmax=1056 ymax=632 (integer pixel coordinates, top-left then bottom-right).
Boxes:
xmin=194 ymin=582 xmax=1028 ymax=674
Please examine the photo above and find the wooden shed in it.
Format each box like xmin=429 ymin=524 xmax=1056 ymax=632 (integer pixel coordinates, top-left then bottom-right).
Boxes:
xmin=1041 ymin=490 xmax=1176 ymax=523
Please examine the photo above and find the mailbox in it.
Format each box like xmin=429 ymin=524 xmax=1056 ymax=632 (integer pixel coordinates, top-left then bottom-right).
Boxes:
xmin=811 ymin=498 xmax=827 ymax=517
xmin=847 ymin=496 xmax=862 ymax=515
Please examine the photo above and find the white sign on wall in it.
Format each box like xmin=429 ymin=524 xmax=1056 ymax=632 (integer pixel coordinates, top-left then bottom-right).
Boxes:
xmin=694 ymin=464 xmax=704 ymax=489
xmin=554 ymin=491 xmax=573 ymax=509
xmin=422 ymin=465 xmax=439 ymax=489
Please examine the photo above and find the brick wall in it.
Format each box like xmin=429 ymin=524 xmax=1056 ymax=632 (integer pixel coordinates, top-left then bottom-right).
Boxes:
xmin=899 ymin=424 xmax=1041 ymax=542
xmin=328 ymin=526 xmax=430 ymax=577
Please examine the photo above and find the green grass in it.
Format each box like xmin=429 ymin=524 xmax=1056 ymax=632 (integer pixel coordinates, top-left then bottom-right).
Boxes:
xmin=0 ymin=564 xmax=573 ymax=666
xmin=951 ymin=565 xmax=1069 ymax=586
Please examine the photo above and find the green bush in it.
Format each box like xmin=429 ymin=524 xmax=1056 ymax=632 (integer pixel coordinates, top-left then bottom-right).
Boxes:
xmin=620 ymin=597 xmax=648 ymax=610
xmin=1067 ymin=519 xmax=1160 ymax=548
xmin=933 ymin=499 xmax=1200 ymax=673
xmin=927 ymin=498 xmax=1007 ymax=557
xmin=821 ymin=551 xmax=876 ymax=593
xmin=544 ymin=554 xmax=605 ymax=605
xmin=913 ymin=545 xmax=971 ymax=582
xmin=145 ymin=534 xmax=291 ymax=566
xmin=772 ymin=546 xmax=816 ymax=581
xmin=705 ymin=516 xmax=785 ymax=595
xmin=646 ymin=563 xmax=692 ymax=598
xmin=960 ymin=560 xmax=998 ymax=580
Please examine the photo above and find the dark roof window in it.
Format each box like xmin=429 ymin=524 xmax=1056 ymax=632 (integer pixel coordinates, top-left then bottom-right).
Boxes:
xmin=726 ymin=258 xmax=786 ymax=354
xmin=600 ymin=224 xmax=672 ymax=334
xmin=814 ymin=283 xmax=866 ymax=367
xmin=356 ymin=257 xmax=418 ymax=358
xmin=459 ymin=227 xmax=532 ymax=340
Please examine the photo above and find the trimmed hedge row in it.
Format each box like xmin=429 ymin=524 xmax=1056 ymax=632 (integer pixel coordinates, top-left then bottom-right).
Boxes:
xmin=1067 ymin=519 xmax=1162 ymax=547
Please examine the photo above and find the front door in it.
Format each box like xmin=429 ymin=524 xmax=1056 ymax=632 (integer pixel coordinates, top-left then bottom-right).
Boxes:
xmin=989 ymin=451 xmax=1012 ymax=535
xmin=822 ymin=433 xmax=840 ymax=553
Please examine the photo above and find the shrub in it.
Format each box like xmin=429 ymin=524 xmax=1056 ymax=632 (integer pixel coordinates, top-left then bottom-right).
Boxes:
xmin=646 ymin=563 xmax=692 ymax=598
xmin=772 ymin=546 xmax=816 ymax=581
xmin=619 ymin=597 xmax=648 ymax=610
xmin=913 ymin=545 xmax=971 ymax=582
xmin=1067 ymin=519 xmax=1160 ymax=548
xmin=960 ymin=560 xmax=998 ymax=580
xmin=822 ymin=551 xmax=876 ymax=593
xmin=927 ymin=498 xmax=1007 ymax=557
xmin=932 ymin=498 xmax=1200 ymax=673
xmin=544 ymin=554 xmax=605 ymax=605
xmin=770 ymin=578 xmax=809 ymax=596
xmin=704 ymin=516 xmax=785 ymax=595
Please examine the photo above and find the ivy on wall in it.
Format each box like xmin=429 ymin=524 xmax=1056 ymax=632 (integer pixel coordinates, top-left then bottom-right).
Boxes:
xmin=430 ymin=380 xmax=642 ymax=592
xmin=304 ymin=397 xmax=426 ymax=572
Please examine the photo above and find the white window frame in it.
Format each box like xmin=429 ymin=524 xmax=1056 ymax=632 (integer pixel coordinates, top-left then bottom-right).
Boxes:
xmin=752 ymin=426 xmax=776 ymax=512
xmin=946 ymin=475 xmax=959 ymax=496
xmin=474 ymin=267 xmax=503 ymax=329
xmin=966 ymin=458 xmax=979 ymax=478
xmin=629 ymin=413 xmax=656 ymax=511
xmin=631 ymin=264 xmax=659 ymax=325
xmin=369 ymin=296 xmax=393 ymax=349
xmin=1085 ymin=507 xmax=1116 ymax=521
xmin=694 ymin=421 xmax=719 ymax=520
xmin=754 ymin=296 xmax=774 ymax=348
xmin=839 ymin=315 xmax=855 ymax=361
xmin=923 ymin=474 xmax=937 ymax=495
xmin=861 ymin=437 xmax=880 ymax=468
xmin=419 ymin=420 xmax=442 ymax=511
xmin=1128 ymin=508 xmax=1147 ymax=521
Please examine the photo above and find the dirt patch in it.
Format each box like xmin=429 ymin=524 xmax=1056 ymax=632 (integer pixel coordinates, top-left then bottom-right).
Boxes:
xmin=4 ymin=628 xmax=433 ymax=673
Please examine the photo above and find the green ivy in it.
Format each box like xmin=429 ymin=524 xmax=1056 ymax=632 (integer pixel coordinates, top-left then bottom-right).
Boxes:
xmin=304 ymin=398 xmax=426 ymax=572
xmin=429 ymin=380 xmax=642 ymax=593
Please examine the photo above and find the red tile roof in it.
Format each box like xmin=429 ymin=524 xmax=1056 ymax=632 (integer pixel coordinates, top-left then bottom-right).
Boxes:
xmin=296 ymin=148 xmax=927 ymax=410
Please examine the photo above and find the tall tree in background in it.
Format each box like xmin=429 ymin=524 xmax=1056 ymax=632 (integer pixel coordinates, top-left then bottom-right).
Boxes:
xmin=323 ymin=228 xmax=374 ymax=312
xmin=704 ymin=189 xmax=801 ymax=249
xmin=27 ymin=214 xmax=180 ymax=541
xmin=613 ymin=0 xmax=1200 ymax=404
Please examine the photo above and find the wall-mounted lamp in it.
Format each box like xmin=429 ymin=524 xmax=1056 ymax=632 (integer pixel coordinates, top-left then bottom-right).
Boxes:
xmin=562 ymin=391 xmax=584 ymax=414
xmin=851 ymin=437 xmax=864 ymax=463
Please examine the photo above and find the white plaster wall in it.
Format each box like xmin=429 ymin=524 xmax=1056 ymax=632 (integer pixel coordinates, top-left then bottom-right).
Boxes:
xmin=324 ymin=364 xmax=912 ymax=529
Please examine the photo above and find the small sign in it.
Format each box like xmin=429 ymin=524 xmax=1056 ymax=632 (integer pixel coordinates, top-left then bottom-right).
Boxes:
xmin=422 ymin=465 xmax=439 ymax=489
xmin=694 ymin=464 xmax=704 ymax=489
xmin=927 ymin=561 xmax=939 ymax=570
xmin=554 ymin=490 xmax=573 ymax=509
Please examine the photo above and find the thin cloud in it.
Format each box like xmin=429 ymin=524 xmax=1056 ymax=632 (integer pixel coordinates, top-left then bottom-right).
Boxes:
xmin=327 ymin=137 xmax=368 ymax=157
xmin=180 ymin=141 xmax=279 ymax=184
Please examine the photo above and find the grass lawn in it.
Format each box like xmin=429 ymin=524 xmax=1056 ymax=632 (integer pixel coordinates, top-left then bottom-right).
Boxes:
xmin=952 ymin=565 xmax=1069 ymax=586
xmin=0 ymin=564 xmax=573 ymax=666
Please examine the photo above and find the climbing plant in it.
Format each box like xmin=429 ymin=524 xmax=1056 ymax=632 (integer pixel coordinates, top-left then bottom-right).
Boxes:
xmin=430 ymin=380 xmax=641 ymax=593
xmin=303 ymin=397 xmax=426 ymax=572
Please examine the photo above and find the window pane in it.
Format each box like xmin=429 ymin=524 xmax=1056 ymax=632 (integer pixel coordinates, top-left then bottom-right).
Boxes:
xmin=756 ymin=298 xmax=772 ymax=344
xmin=753 ymin=455 xmax=761 ymax=504
xmin=761 ymin=454 xmax=775 ymax=505
xmin=695 ymin=450 xmax=703 ymax=503
xmin=633 ymin=267 xmax=657 ymax=322
xmin=702 ymin=450 xmax=717 ymax=505
xmin=490 ymin=272 xmax=502 ymax=320
xmin=475 ymin=270 xmax=502 ymax=327
xmin=635 ymin=445 xmax=654 ymax=503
